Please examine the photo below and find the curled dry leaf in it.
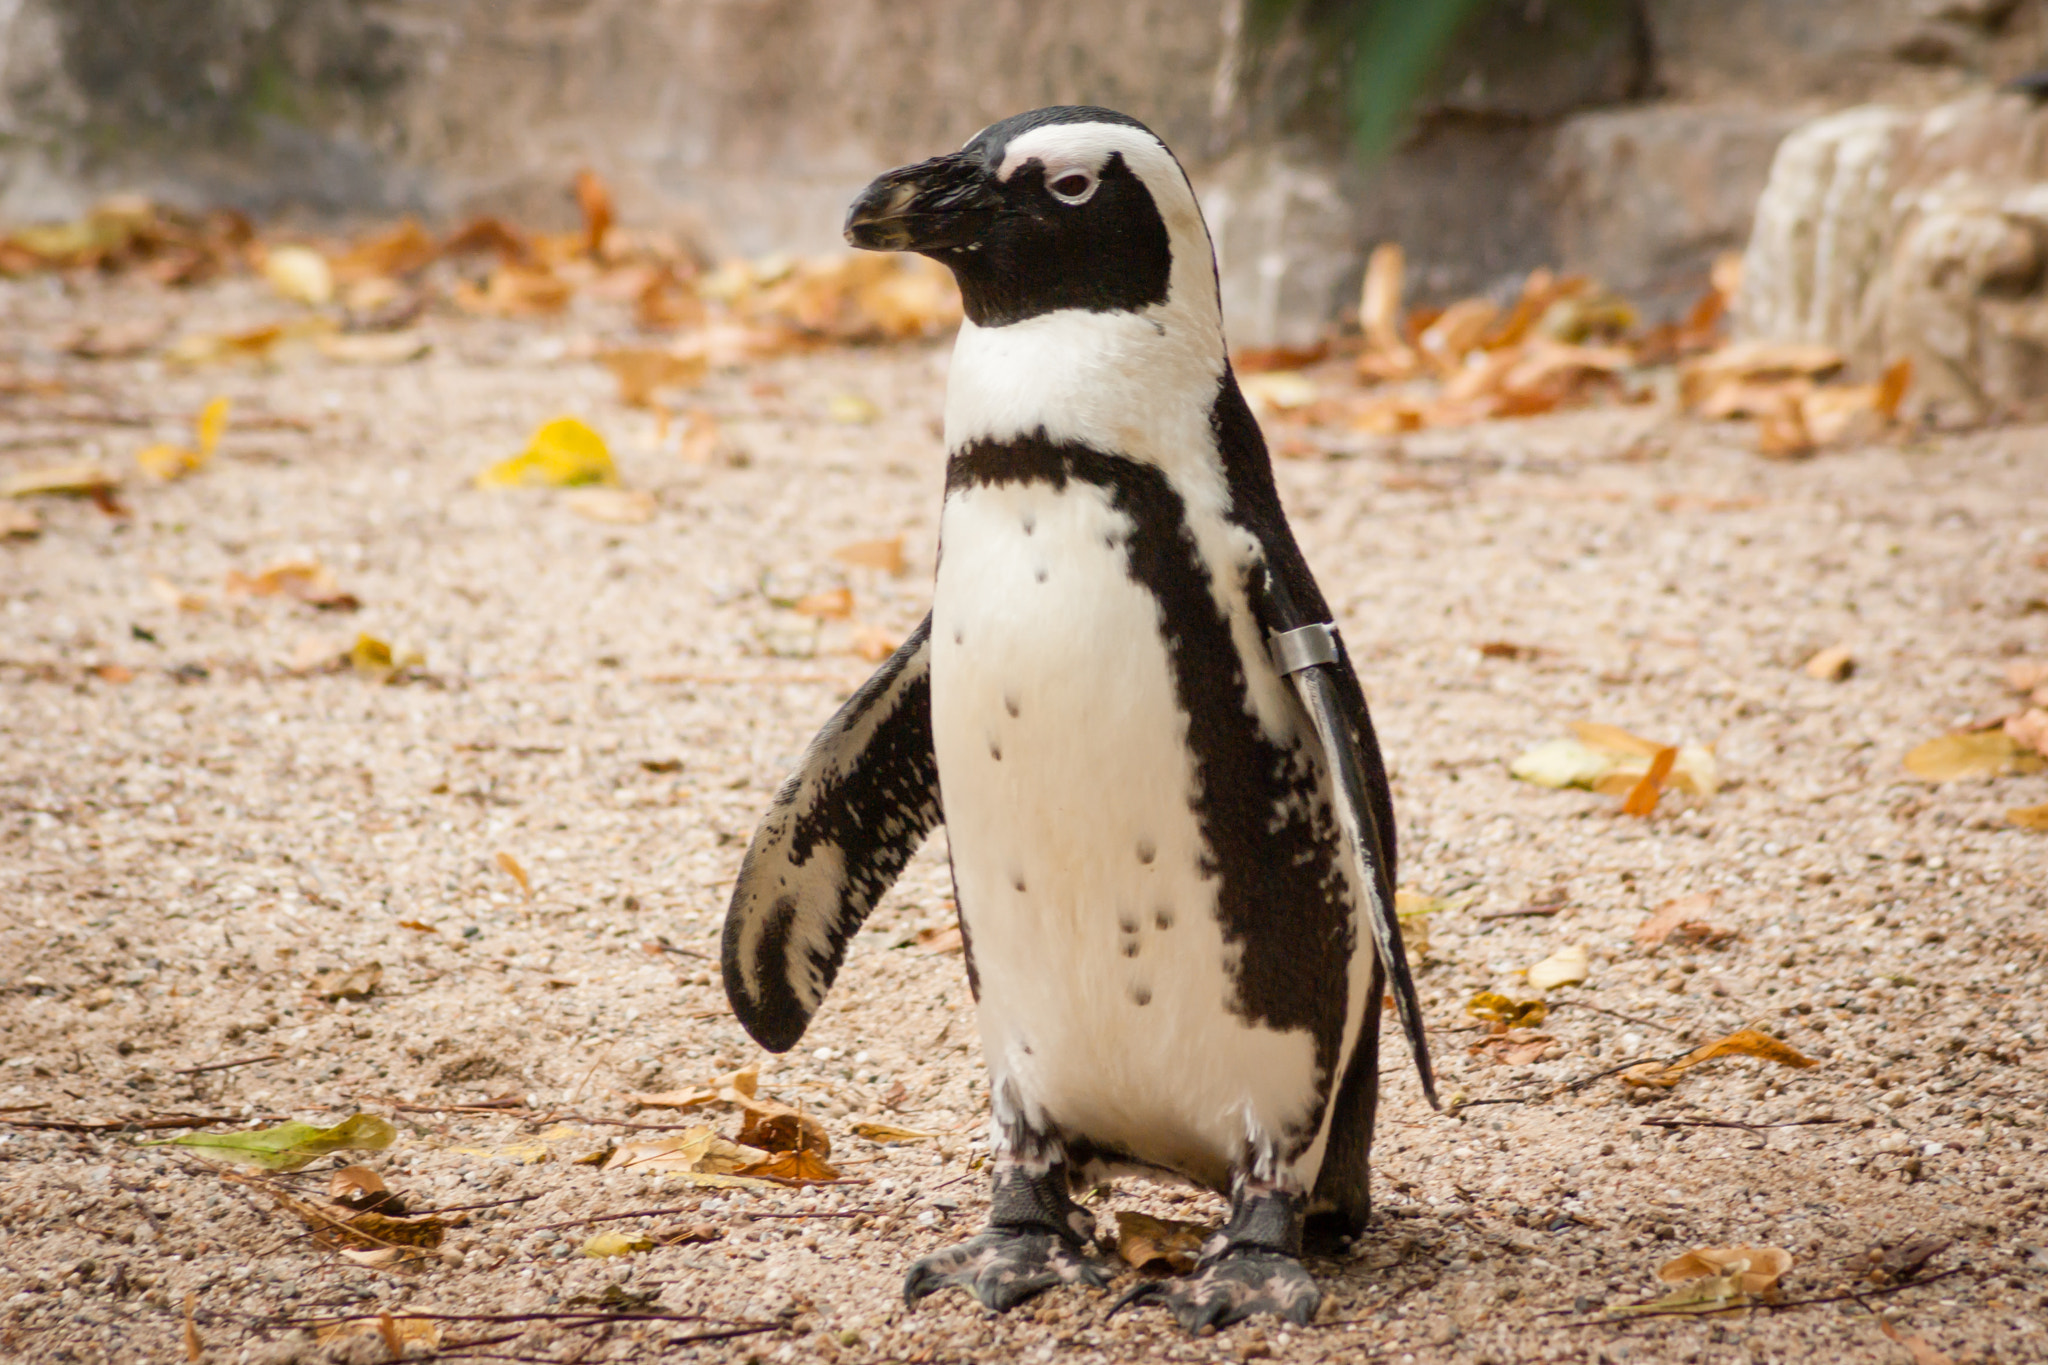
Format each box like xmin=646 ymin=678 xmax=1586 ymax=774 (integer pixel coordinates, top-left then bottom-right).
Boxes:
xmin=1465 ymin=991 xmax=1547 ymax=1030
xmin=582 ymin=1231 xmax=653 ymax=1259
xmin=598 ymin=347 xmax=707 ymax=408
xmin=349 ymin=633 xmax=423 ymax=682
xmin=225 ymin=558 xmax=359 ymax=610
xmin=1622 ymin=1028 xmax=1817 ymax=1089
xmin=1468 ymin=1029 xmax=1561 ymax=1067
xmin=1634 ymin=892 xmax=1721 ymax=948
xmin=1658 ymin=1244 xmax=1791 ymax=1297
xmin=328 ymin=1165 xmax=390 ymax=1205
xmin=736 ymin=1107 xmax=832 ymax=1160
xmin=261 ymin=244 xmax=334 ymax=305
xmin=1803 ymin=645 xmax=1855 ymax=681
xmin=2007 ymin=802 xmax=2048 ymax=831
xmin=738 ymin=1147 xmax=841 ymax=1183
xmin=476 ymin=416 xmax=619 ymax=489
xmin=309 ymin=962 xmax=382 ymax=1002
xmin=1114 ymin=1211 xmax=1212 ymax=1274
xmin=1879 ymin=1321 xmax=1958 ymax=1365
xmin=495 ymin=851 xmax=532 ymax=898
xmin=1621 ymin=745 xmax=1678 ymax=817
xmin=1903 ymin=730 xmax=2044 ymax=782
xmin=574 ymin=169 xmax=614 ymax=256
xmin=1510 ymin=723 xmax=1717 ymax=799
xmin=1607 ymin=1269 xmax=1750 ymax=1317
xmin=315 ymin=1317 xmax=440 ymax=1352
xmin=1525 ymin=944 xmax=1590 ymax=991
xmin=2004 ymin=708 xmax=2048 ymax=758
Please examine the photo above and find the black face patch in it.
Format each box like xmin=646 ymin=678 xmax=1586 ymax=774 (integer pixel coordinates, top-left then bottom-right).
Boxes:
xmin=929 ymin=149 xmax=1172 ymax=327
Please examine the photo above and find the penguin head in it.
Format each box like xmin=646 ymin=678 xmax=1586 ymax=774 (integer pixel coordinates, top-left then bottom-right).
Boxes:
xmin=845 ymin=107 xmax=1217 ymax=332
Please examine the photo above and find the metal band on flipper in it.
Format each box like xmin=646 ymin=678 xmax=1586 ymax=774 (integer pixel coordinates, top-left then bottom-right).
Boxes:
xmin=1269 ymin=624 xmax=1440 ymax=1110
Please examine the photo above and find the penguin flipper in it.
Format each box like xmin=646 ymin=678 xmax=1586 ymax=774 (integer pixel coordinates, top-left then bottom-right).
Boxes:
xmin=1268 ymin=622 xmax=1438 ymax=1112
xmin=721 ymin=614 xmax=941 ymax=1052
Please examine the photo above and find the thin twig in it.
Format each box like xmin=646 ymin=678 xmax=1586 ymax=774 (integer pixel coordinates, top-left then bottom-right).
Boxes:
xmin=1476 ymin=905 xmax=1565 ymax=921
xmin=1547 ymin=1000 xmax=1682 ymax=1033
xmin=1548 ymin=1265 xmax=1970 ymax=1327
xmin=399 ymin=1193 xmax=542 ymax=1217
xmin=2 ymin=1112 xmax=244 ymax=1132
xmin=175 ymin=1052 xmax=283 ymax=1075
xmin=1639 ymin=1116 xmax=1845 ymax=1134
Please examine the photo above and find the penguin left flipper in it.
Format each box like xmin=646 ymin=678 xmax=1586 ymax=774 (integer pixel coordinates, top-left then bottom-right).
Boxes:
xmin=721 ymin=615 xmax=941 ymax=1053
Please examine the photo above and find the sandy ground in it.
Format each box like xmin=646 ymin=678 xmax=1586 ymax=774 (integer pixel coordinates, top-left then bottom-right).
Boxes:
xmin=2 ymin=270 xmax=2046 ymax=1365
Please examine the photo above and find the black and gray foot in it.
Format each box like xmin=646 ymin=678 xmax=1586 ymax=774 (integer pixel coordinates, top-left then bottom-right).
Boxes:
xmin=1112 ymin=1177 xmax=1318 ymax=1331
xmin=902 ymin=1140 xmax=1106 ymax=1313
xmin=904 ymin=1227 xmax=1109 ymax=1312
xmin=1114 ymin=1249 xmax=1318 ymax=1330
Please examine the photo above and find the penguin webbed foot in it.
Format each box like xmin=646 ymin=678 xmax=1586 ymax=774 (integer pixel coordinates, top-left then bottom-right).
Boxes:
xmin=903 ymin=1226 xmax=1109 ymax=1312
xmin=1112 ymin=1249 xmax=1320 ymax=1331
xmin=1112 ymin=1176 xmax=1318 ymax=1332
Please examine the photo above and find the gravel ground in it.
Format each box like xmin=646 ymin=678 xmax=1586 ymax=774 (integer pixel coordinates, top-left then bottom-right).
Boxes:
xmin=2 ymin=271 xmax=2046 ymax=1365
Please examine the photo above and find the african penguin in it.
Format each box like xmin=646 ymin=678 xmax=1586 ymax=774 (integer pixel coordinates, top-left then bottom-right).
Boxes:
xmin=721 ymin=105 xmax=1436 ymax=1332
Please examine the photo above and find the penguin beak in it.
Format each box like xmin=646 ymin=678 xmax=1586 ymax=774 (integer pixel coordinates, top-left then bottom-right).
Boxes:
xmin=844 ymin=152 xmax=1000 ymax=253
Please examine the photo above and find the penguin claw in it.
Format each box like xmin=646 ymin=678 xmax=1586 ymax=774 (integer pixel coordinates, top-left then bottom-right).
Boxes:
xmin=903 ymin=1228 xmax=1109 ymax=1313
xmin=1109 ymin=1251 xmax=1320 ymax=1332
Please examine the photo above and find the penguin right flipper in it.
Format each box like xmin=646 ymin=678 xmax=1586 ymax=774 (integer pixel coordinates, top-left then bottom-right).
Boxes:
xmin=721 ymin=614 xmax=941 ymax=1052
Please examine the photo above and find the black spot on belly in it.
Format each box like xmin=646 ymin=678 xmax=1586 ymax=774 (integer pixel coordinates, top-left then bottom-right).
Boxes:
xmin=989 ymin=737 xmax=1002 ymax=761
xmin=1034 ymin=568 xmax=1048 ymax=584
xmin=1005 ymin=692 xmax=1021 ymax=718
xmin=1118 ymin=915 xmax=1137 ymax=934
xmin=953 ymin=627 xmax=965 ymax=645
xmin=1131 ymin=986 xmax=1152 ymax=1006
xmin=1136 ymin=839 xmax=1156 ymax=864
xmin=1121 ymin=941 xmax=1139 ymax=958
xmin=1155 ymin=908 xmax=1174 ymax=930
xmin=1022 ymin=513 xmax=1036 ymax=535
xmin=1012 ymin=873 xmax=1027 ymax=893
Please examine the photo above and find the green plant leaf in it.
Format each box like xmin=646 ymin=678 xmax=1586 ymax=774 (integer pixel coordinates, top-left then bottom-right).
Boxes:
xmin=147 ymin=1113 xmax=397 ymax=1171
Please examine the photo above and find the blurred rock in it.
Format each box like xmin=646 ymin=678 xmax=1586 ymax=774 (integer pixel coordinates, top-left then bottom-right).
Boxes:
xmin=1738 ymin=93 xmax=2048 ymax=424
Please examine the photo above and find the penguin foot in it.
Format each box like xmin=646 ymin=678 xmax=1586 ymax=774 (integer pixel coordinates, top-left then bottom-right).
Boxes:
xmin=903 ymin=1227 xmax=1109 ymax=1313
xmin=1110 ymin=1249 xmax=1320 ymax=1331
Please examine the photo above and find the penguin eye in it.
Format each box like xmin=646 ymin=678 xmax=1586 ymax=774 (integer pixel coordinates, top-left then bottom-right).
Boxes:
xmin=1047 ymin=171 xmax=1097 ymax=205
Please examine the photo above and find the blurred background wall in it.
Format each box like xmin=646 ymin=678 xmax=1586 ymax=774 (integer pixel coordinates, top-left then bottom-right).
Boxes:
xmin=3 ymin=0 xmax=2043 ymax=346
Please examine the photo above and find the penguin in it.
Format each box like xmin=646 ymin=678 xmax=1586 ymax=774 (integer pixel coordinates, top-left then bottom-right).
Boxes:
xmin=721 ymin=105 xmax=1436 ymax=1332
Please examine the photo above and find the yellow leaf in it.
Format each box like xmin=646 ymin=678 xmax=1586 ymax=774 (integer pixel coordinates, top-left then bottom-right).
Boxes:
xmin=262 ymin=244 xmax=335 ymax=305
xmin=136 ymin=443 xmax=202 ymax=481
xmin=196 ymin=396 xmax=230 ymax=458
xmin=1658 ymin=1244 xmax=1792 ymax=1296
xmin=826 ymin=392 xmax=880 ymax=424
xmin=851 ymin=1121 xmax=933 ymax=1144
xmin=1607 ymin=1270 xmax=1749 ymax=1316
xmin=476 ymin=417 xmax=619 ymax=489
xmin=348 ymin=633 xmax=422 ymax=680
xmin=2007 ymin=802 xmax=2048 ymax=831
xmin=1524 ymin=944 xmax=1590 ymax=991
xmin=496 ymin=851 xmax=532 ymax=898
xmin=1465 ymin=991 xmax=1547 ymax=1029
xmin=1114 ymin=1211 xmax=1212 ymax=1274
xmin=1904 ymin=730 xmax=2044 ymax=782
xmin=581 ymin=1231 xmax=653 ymax=1258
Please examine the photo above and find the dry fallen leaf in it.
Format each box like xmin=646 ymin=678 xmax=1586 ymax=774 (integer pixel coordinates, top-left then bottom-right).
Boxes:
xmin=1465 ymin=991 xmax=1548 ymax=1030
xmin=833 ymin=536 xmax=907 ymax=574
xmin=226 ymin=559 xmax=359 ymax=610
xmin=1634 ymin=893 xmax=1723 ymax=948
xmin=574 ymin=168 xmax=614 ymax=256
xmin=1467 ymin=1028 xmax=1561 ymax=1067
xmin=1803 ymin=644 xmax=1855 ymax=681
xmin=348 ymin=633 xmax=422 ymax=681
xmin=1658 ymin=1244 xmax=1791 ymax=1297
xmin=915 ymin=924 xmax=964 ymax=954
xmin=309 ymin=962 xmax=382 ymax=1002
xmin=603 ymin=1127 xmax=774 ymax=1181
xmin=564 ymin=488 xmax=657 ymax=524
xmin=261 ymin=244 xmax=335 ymax=305
xmin=3 ymin=462 xmax=120 ymax=499
xmin=1903 ymin=730 xmax=2044 ymax=782
xmin=738 ymin=1147 xmax=841 ymax=1183
xmin=316 ymin=1316 xmax=441 ymax=1352
xmin=0 ymin=503 xmax=41 ymax=537
xmin=736 ymin=1107 xmax=832 ymax=1159
xmin=2007 ymin=802 xmax=2048 ymax=831
xmin=598 ymin=347 xmax=708 ymax=408
xmin=1525 ymin=944 xmax=1590 ymax=991
xmin=852 ymin=1121 xmax=933 ymax=1143
xmin=582 ymin=1231 xmax=653 ymax=1259
xmin=1623 ymin=1028 xmax=1817 ymax=1089
xmin=791 ymin=586 xmax=855 ymax=620
xmin=1511 ymin=724 xmax=1717 ymax=799
xmin=1607 ymin=1270 xmax=1751 ymax=1316
xmin=477 ymin=416 xmax=619 ymax=489
xmin=1621 ymin=745 xmax=1678 ymax=817
xmin=496 ymin=851 xmax=532 ymax=898
xmin=1879 ymin=1320 xmax=1956 ymax=1365
xmin=827 ymin=392 xmax=881 ymax=424
xmin=149 ymin=574 xmax=208 ymax=612
xmin=1114 ymin=1211 xmax=1212 ymax=1274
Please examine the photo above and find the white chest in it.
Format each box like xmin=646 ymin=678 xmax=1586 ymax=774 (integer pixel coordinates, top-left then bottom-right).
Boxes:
xmin=928 ymin=476 xmax=1322 ymax=1186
